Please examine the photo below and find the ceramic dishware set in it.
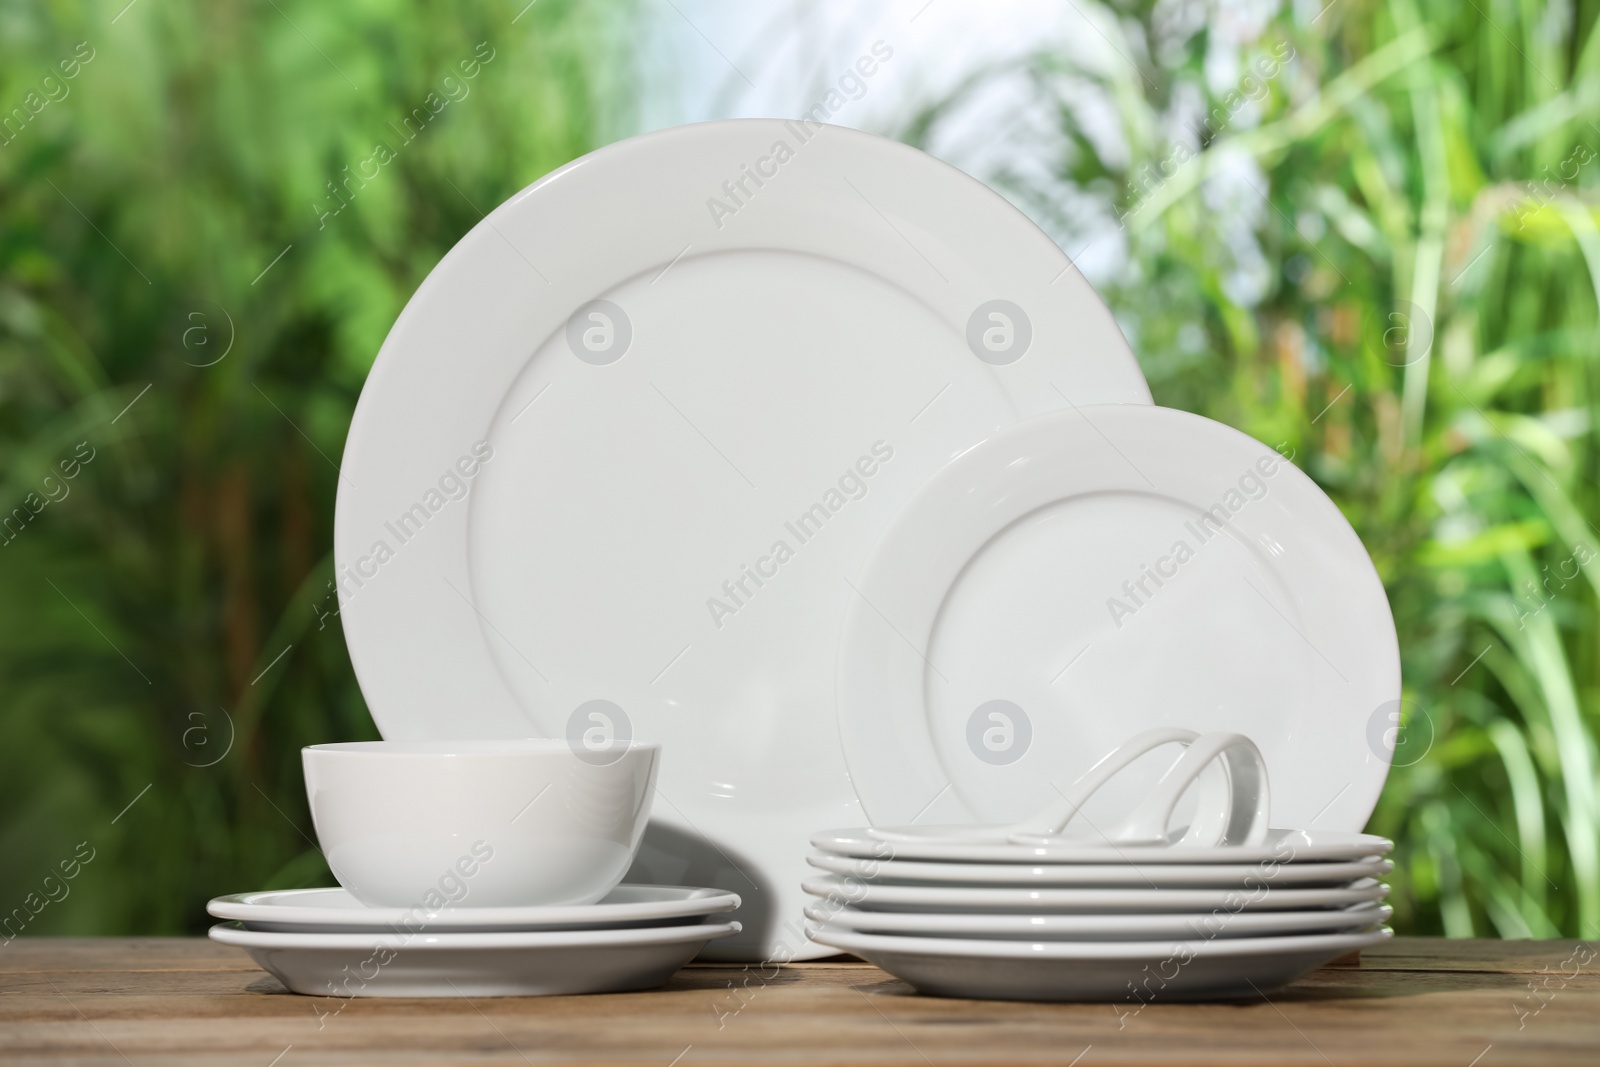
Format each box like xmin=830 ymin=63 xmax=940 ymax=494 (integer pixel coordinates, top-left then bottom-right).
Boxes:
xmin=804 ymin=730 xmax=1395 ymax=1000
xmin=207 ymin=740 xmax=741 ymax=996
xmin=210 ymin=119 xmax=1403 ymax=1001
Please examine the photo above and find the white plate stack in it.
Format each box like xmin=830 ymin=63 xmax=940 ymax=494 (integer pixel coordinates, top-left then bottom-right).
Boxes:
xmin=804 ymin=731 xmax=1395 ymax=1002
xmin=208 ymin=885 xmax=741 ymax=998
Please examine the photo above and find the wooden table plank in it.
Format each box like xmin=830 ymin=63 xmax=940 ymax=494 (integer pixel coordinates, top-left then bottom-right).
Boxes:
xmin=1 ymin=938 xmax=1596 ymax=1066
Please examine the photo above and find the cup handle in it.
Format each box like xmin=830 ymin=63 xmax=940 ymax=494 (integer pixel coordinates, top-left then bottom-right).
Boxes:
xmin=1113 ymin=732 xmax=1271 ymax=847
xmin=1007 ymin=727 xmax=1199 ymax=842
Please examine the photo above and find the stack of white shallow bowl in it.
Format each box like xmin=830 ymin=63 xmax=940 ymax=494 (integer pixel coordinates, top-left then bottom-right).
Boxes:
xmin=208 ymin=885 xmax=741 ymax=997
xmin=804 ymin=730 xmax=1394 ymax=1002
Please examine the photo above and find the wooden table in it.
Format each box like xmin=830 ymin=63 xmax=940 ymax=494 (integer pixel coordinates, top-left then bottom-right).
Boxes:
xmin=2 ymin=937 xmax=1596 ymax=1065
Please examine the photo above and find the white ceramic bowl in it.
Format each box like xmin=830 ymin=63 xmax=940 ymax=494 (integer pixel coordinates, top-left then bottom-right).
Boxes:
xmin=302 ymin=739 xmax=658 ymax=908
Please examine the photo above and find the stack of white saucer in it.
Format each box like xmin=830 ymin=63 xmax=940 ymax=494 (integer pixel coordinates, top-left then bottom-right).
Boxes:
xmin=208 ymin=739 xmax=739 ymax=997
xmin=208 ymin=883 xmax=740 ymax=998
xmin=804 ymin=730 xmax=1394 ymax=1002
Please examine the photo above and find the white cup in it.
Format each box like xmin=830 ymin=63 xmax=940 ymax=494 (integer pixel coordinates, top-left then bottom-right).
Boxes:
xmin=302 ymin=739 xmax=658 ymax=909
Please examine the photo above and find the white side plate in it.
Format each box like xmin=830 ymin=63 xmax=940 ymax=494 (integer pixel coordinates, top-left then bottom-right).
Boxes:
xmin=209 ymin=920 xmax=740 ymax=997
xmin=806 ymin=901 xmax=1393 ymax=940
xmin=806 ymin=853 xmax=1393 ymax=888
xmin=802 ymin=874 xmax=1390 ymax=913
xmin=207 ymin=884 xmax=739 ymax=933
xmin=336 ymin=120 xmax=1150 ymax=961
xmin=806 ymin=924 xmax=1392 ymax=1001
xmin=811 ymin=826 xmax=1394 ymax=865
xmin=836 ymin=407 xmax=1399 ymax=835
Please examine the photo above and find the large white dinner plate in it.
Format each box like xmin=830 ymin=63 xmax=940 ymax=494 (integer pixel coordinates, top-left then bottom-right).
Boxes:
xmin=210 ymin=921 xmax=739 ymax=997
xmin=207 ymin=884 xmax=739 ymax=934
xmin=811 ymin=826 xmax=1393 ymax=865
xmin=805 ymin=852 xmax=1393 ymax=888
xmin=802 ymin=874 xmax=1390 ymax=913
xmin=336 ymin=120 xmax=1150 ymax=961
xmin=805 ymin=924 xmax=1392 ymax=1001
xmin=805 ymin=901 xmax=1393 ymax=941
xmin=836 ymin=407 xmax=1399 ymax=837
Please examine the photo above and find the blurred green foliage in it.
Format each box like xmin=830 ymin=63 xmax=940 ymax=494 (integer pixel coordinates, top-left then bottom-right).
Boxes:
xmin=2 ymin=0 xmax=1597 ymax=943
xmin=898 ymin=1 xmax=1600 ymax=936
xmin=0 ymin=0 xmax=631 ymax=936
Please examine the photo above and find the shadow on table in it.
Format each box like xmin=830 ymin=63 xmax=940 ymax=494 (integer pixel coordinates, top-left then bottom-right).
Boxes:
xmin=245 ymin=976 xmax=292 ymax=995
xmin=851 ymin=962 xmax=1499 ymax=1005
xmin=625 ymin=821 xmax=776 ymax=959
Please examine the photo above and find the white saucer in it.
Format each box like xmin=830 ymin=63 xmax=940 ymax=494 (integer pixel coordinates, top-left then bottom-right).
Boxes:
xmin=802 ymin=874 xmax=1390 ymax=913
xmin=806 ymin=853 xmax=1393 ymax=889
xmin=835 ymin=407 xmax=1399 ymax=835
xmin=207 ymin=884 xmax=739 ymax=934
xmin=812 ymin=826 xmax=1394 ymax=865
xmin=209 ymin=920 xmax=740 ymax=997
xmin=805 ymin=924 xmax=1392 ymax=1001
xmin=805 ymin=901 xmax=1393 ymax=941
xmin=336 ymin=119 xmax=1151 ymax=962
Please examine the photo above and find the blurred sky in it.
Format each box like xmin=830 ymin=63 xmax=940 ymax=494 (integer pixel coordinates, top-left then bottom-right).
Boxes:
xmin=630 ymin=0 xmax=1280 ymax=308
xmin=634 ymin=0 xmax=1063 ymax=139
xmin=631 ymin=0 xmax=1286 ymax=294
xmin=632 ymin=0 xmax=1106 ymax=280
